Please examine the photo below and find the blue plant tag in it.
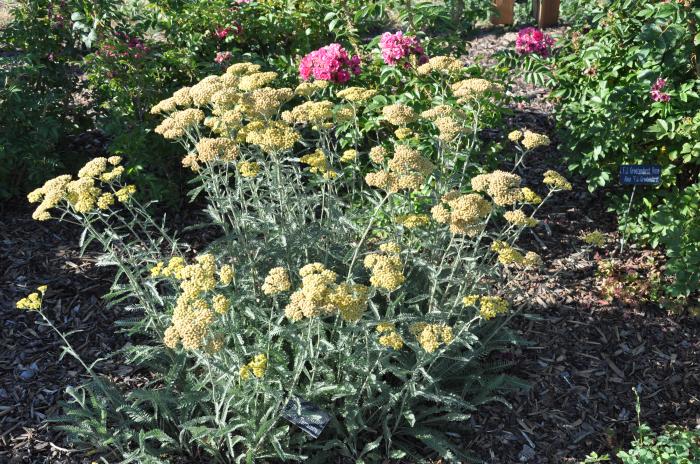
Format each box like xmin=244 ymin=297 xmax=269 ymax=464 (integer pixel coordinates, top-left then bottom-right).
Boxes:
xmin=620 ymin=165 xmax=661 ymax=185
xmin=281 ymin=397 xmax=331 ymax=439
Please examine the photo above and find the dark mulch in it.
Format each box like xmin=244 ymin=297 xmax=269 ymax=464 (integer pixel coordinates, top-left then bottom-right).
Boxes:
xmin=465 ymin=27 xmax=700 ymax=463
xmin=2 ymin=26 xmax=699 ymax=464
xmin=0 ymin=201 xmax=126 ymax=464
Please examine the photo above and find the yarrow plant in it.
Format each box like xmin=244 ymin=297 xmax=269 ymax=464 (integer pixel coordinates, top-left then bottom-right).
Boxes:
xmin=299 ymin=43 xmax=362 ymax=84
xmin=19 ymin=39 xmax=574 ymax=461
xmin=515 ymin=27 xmax=555 ymax=57
xmin=379 ymin=31 xmax=428 ymax=67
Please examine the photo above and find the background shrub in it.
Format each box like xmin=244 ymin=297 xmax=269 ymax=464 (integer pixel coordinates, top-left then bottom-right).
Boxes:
xmin=551 ymin=0 xmax=700 ymax=298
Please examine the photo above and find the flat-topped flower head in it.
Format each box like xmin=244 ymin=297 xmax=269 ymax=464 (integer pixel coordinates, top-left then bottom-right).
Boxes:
xmin=382 ymin=103 xmax=417 ymax=126
xmin=471 ymin=171 xmax=524 ymax=206
xmin=521 ymin=130 xmax=550 ymax=150
xmin=417 ymin=55 xmax=463 ymax=75
xmin=337 ymin=87 xmax=377 ymax=103
xmin=410 ymin=323 xmax=453 ymax=353
xmin=262 ymin=267 xmax=291 ymax=295
xmin=543 ymin=170 xmax=572 ymax=191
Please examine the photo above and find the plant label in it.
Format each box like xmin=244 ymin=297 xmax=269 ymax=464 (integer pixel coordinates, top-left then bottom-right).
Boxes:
xmin=620 ymin=165 xmax=661 ymax=185
xmin=281 ymin=397 xmax=331 ymax=439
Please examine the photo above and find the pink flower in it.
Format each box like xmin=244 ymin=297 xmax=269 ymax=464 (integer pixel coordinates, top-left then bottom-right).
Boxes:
xmin=515 ymin=27 xmax=555 ymax=57
xmin=299 ymin=43 xmax=361 ymax=84
xmin=650 ymin=78 xmax=670 ymax=102
xmin=215 ymin=26 xmax=231 ymax=39
xmin=379 ymin=31 xmax=428 ymax=67
xmin=215 ymin=51 xmax=233 ymax=64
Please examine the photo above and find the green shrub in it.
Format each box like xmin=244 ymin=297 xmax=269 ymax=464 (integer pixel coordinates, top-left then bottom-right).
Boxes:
xmin=0 ymin=0 xmax=91 ymax=199
xmin=551 ymin=0 xmax=700 ymax=298
xmin=583 ymin=391 xmax=700 ymax=464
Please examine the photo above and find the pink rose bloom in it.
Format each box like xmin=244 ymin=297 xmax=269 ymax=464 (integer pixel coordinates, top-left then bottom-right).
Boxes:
xmin=650 ymin=78 xmax=670 ymax=102
xmin=215 ymin=26 xmax=231 ymax=39
xmin=299 ymin=43 xmax=361 ymax=84
xmin=515 ymin=27 xmax=555 ymax=57
xmin=215 ymin=51 xmax=233 ymax=64
xmin=379 ymin=31 xmax=428 ymax=66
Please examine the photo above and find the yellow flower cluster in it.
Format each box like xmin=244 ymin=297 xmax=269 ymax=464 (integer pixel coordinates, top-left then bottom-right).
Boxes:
xmin=364 ymin=242 xmax=405 ymax=292
xmin=212 ymin=294 xmax=230 ymax=314
xmin=300 ymin=149 xmax=337 ymax=179
xmin=334 ymin=106 xmax=355 ymax=123
xmin=523 ymin=251 xmax=543 ymax=267
xmin=294 ymin=80 xmax=328 ymax=97
xmin=471 ymin=170 xmax=524 ymax=206
xmin=96 ymin=193 xmax=115 ymax=210
xmin=434 ymin=116 xmax=469 ymax=142
xmin=503 ymin=209 xmax=538 ymax=227
xmin=238 ymin=71 xmax=278 ymax=91
xmin=190 ymin=75 xmax=225 ymax=106
xmin=227 ymin=62 xmax=262 ymax=76
xmin=508 ymin=130 xmax=523 ymax=142
xmin=410 ymin=323 xmax=454 ymax=353
xmin=27 ymin=175 xmax=72 ymax=221
xmin=369 ymin=146 xmax=388 ymax=164
xmin=240 ymin=354 xmax=268 ymax=380
xmin=243 ymin=120 xmax=299 ymax=153
xmin=394 ymin=128 xmax=413 ymax=140
xmin=543 ymin=170 xmax=573 ymax=191
xmin=168 ymin=296 xmax=215 ymax=350
xmin=397 ymin=213 xmax=430 ymax=229
xmin=16 ymin=286 xmax=47 ymax=311
xmin=416 ymin=55 xmax=463 ymax=75
xmin=205 ymin=108 xmax=245 ymax=135
xmin=27 ymin=158 xmax=131 ymax=220
xmin=285 ymin=263 xmax=368 ymax=322
xmin=340 ymin=149 xmax=358 ymax=163
xmin=77 ymin=157 xmax=107 ymax=179
xmin=431 ymin=191 xmax=492 ymax=236
xmin=282 ymin=100 xmax=334 ymax=126
xmin=376 ymin=323 xmax=404 ymax=350
xmin=150 ymin=96 xmax=178 ymax=114
xmin=491 ymin=241 xmax=525 ymax=266
xmin=115 ymin=185 xmax=136 ymax=202
xmin=382 ymin=103 xmax=417 ymax=126
xmin=154 ymin=109 xmax=205 ymax=139
xmin=238 ymin=161 xmax=261 ymax=178
xmin=194 ymin=137 xmax=239 ymax=164
xmin=337 ymin=87 xmax=377 ymax=103
xmin=420 ymin=104 xmax=466 ymax=121
xmin=219 ymin=264 xmax=234 ymax=285
xmin=491 ymin=242 xmax=542 ymax=268
xmin=261 ymin=267 xmax=291 ymax=295
xmin=451 ymin=78 xmax=503 ymax=99
xmin=582 ymin=230 xmax=606 ymax=247
xmin=521 ymin=187 xmax=542 ymax=204
xmin=477 ymin=296 xmax=509 ymax=320
xmin=153 ymin=255 xmax=233 ymax=350
xmin=239 ymin=87 xmax=293 ymax=118
xmin=521 ymin=130 xmax=551 ymax=150
xmin=365 ymin=145 xmax=434 ymax=193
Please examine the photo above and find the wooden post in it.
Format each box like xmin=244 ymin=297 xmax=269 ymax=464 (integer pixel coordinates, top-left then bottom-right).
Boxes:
xmin=490 ymin=0 xmax=514 ymax=26
xmin=533 ymin=0 xmax=560 ymax=28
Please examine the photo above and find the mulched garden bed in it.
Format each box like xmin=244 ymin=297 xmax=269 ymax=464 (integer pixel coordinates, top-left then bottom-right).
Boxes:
xmin=1 ymin=26 xmax=698 ymax=464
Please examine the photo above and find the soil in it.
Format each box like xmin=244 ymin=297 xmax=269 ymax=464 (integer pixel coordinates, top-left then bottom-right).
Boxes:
xmin=1 ymin=26 xmax=699 ymax=464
